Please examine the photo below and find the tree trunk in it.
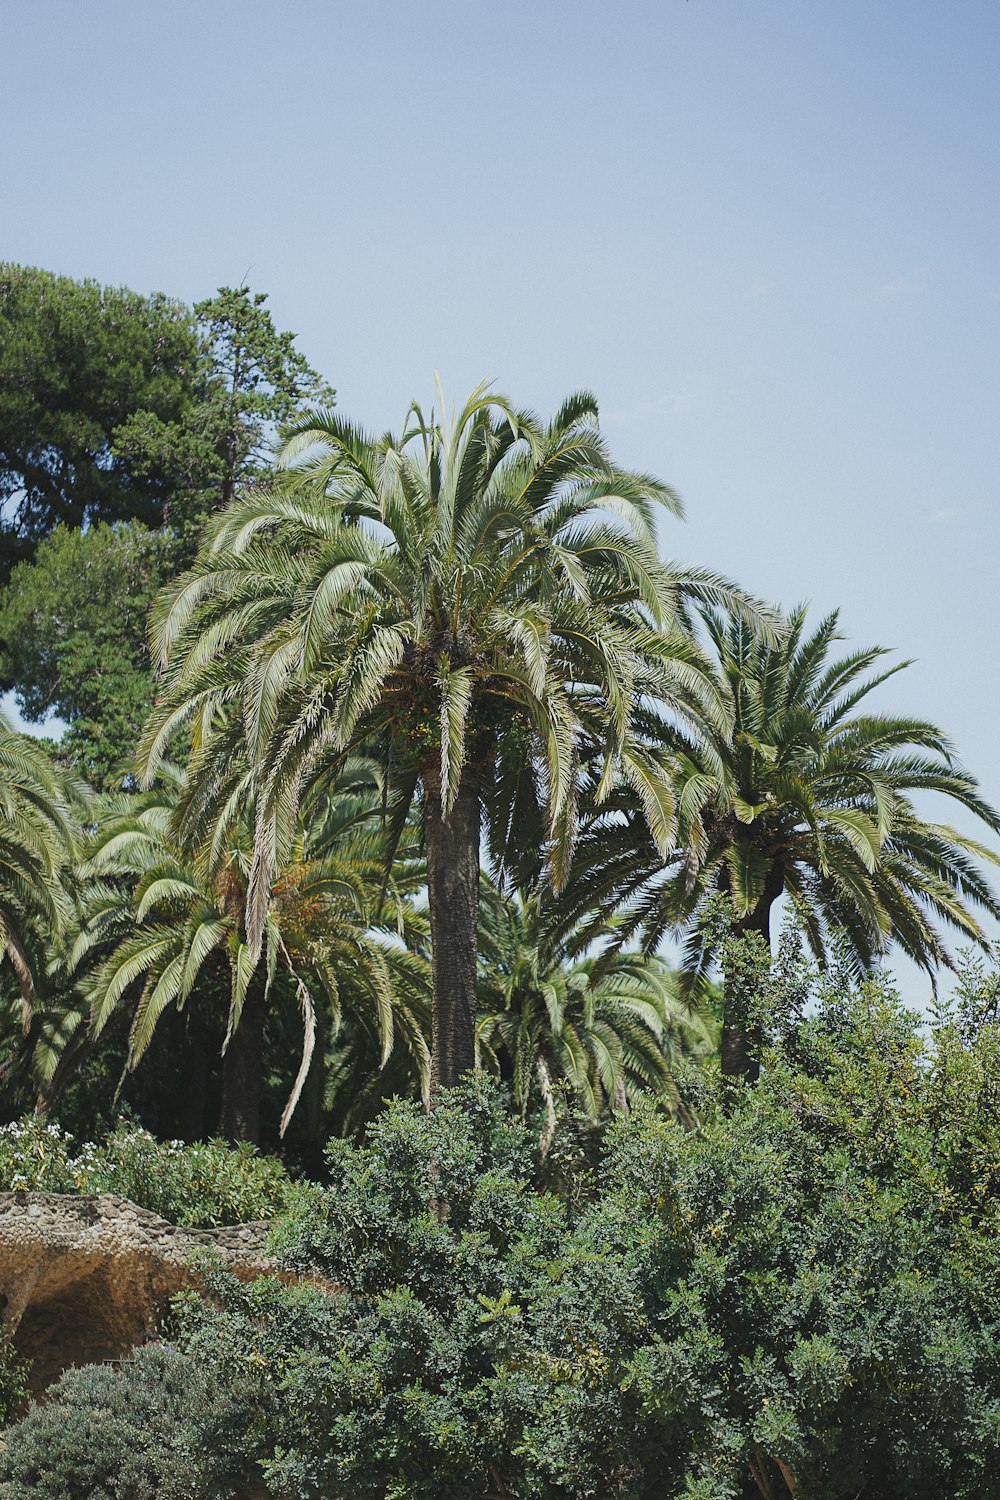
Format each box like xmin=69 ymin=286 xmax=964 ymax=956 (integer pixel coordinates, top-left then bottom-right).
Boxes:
xmin=748 ymin=1445 xmax=796 ymax=1497
xmin=218 ymin=979 xmax=266 ymax=1143
xmin=177 ymin=1010 xmax=210 ymax=1142
xmin=720 ymin=864 xmax=784 ymax=1083
xmin=424 ymin=763 xmax=481 ymax=1097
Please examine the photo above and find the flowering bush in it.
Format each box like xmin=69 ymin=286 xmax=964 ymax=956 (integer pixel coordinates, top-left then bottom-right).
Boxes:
xmin=0 ymin=1118 xmax=302 ymax=1227
xmin=0 ymin=1120 xmax=78 ymax=1195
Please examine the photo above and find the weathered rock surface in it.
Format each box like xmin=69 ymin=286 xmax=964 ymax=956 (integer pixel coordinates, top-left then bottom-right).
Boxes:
xmin=0 ymin=1191 xmax=290 ymax=1392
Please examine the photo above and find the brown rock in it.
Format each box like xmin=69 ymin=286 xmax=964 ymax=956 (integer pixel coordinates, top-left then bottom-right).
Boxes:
xmin=0 ymin=1192 xmax=325 ymax=1394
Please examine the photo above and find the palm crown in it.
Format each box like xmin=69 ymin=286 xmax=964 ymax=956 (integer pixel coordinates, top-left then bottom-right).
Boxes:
xmin=574 ymin=605 xmax=1000 ymax=1075
xmin=140 ymin=384 xmax=732 ymax=1089
xmin=76 ymin=760 xmax=429 ymax=1140
xmin=476 ymin=877 xmax=713 ymax=1151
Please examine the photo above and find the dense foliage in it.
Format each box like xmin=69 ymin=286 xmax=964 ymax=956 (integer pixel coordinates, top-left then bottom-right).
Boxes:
xmin=0 ymin=265 xmax=200 ymax=577
xmin=5 ymin=967 xmax=1000 ymax=1498
xmin=2 ymin=262 xmax=1000 ymax=1497
xmin=0 ymin=1333 xmax=28 ymax=1429
xmin=0 ymin=1346 xmax=253 ymax=1500
xmin=0 ymin=268 xmax=329 ymax=574
xmin=476 ymin=878 xmax=715 ymax=1142
xmin=254 ymin=987 xmax=1000 ymax=1500
xmin=0 ymin=523 xmax=172 ymax=786
xmin=0 ymin=1118 xmax=300 ymax=1227
xmin=72 ymin=759 xmax=430 ymax=1144
xmin=0 ymin=713 xmax=81 ymax=1024
xmin=0 ymin=272 xmax=330 ymax=780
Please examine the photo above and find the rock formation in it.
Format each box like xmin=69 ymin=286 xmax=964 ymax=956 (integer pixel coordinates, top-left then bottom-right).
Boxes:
xmin=0 ymin=1191 xmax=286 ymax=1392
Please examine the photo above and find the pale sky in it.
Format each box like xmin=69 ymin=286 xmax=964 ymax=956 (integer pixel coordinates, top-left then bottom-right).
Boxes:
xmin=3 ymin=0 xmax=999 ymax=1003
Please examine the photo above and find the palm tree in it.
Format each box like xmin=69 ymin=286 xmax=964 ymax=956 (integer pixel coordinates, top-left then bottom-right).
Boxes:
xmin=76 ymin=760 xmax=429 ymax=1141
xmin=140 ymin=384 xmax=742 ymax=1092
xmin=575 ymin=605 xmax=1000 ymax=1079
xmin=476 ymin=878 xmax=714 ymax=1152
xmin=0 ymin=713 xmax=82 ymax=1025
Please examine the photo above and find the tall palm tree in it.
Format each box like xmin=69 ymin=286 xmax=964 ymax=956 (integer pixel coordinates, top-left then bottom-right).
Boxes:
xmin=0 ymin=713 xmax=82 ymax=1025
xmin=139 ymin=385 xmax=742 ymax=1092
xmin=476 ymin=878 xmax=714 ymax=1152
xmin=575 ymin=605 xmax=1000 ymax=1079
xmin=76 ymin=760 xmax=429 ymax=1141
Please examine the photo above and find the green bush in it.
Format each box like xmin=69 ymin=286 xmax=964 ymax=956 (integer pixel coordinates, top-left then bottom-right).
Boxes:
xmin=0 ymin=1346 xmax=256 ymax=1500
xmin=0 ymin=1120 xmax=78 ymax=1195
xmin=218 ymin=982 xmax=1000 ymax=1498
xmin=0 ymin=1333 xmax=28 ymax=1428
xmin=5 ymin=967 xmax=1000 ymax=1498
xmin=0 ymin=1118 xmax=302 ymax=1227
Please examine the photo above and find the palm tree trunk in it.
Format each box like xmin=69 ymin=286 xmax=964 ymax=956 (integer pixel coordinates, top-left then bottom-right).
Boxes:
xmin=178 ymin=1011 xmax=210 ymax=1142
xmin=219 ymin=978 xmax=266 ymax=1143
xmin=720 ymin=865 xmax=783 ymax=1083
xmin=424 ymin=763 xmax=481 ymax=1097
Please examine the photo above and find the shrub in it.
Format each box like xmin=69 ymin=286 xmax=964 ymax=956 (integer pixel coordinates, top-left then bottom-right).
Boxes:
xmin=5 ymin=969 xmax=1000 ymax=1498
xmin=228 ymin=989 xmax=1000 ymax=1498
xmin=0 ymin=1120 xmax=78 ymax=1195
xmin=0 ymin=1348 xmax=212 ymax=1500
xmin=81 ymin=1129 xmax=303 ymax=1226
xmin=0 ymin=1118 xmax=302 ymax=1227
xmin=0 ymin=1333 xmax=28 ymax=1428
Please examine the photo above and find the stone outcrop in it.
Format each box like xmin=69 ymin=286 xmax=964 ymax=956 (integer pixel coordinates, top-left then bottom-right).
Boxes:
xmin=0 ymin=1191 xmax=288 ymax=1392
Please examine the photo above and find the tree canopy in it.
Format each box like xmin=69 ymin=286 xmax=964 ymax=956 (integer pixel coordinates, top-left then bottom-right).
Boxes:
xmin=0 ymin=266 xmax=200 ymax=577
xmin=0 ymin=522 xmax=172 ymax=787
xmin=571 ymin=603 xmax=1000 ymax=1077
xmin=3 ymin=262 xmax=1000 ymax=1499
xmin=139 ymin=384 xmax=724 ymax=1093
xmin=0 ymin=270 xmax=333 ymax=785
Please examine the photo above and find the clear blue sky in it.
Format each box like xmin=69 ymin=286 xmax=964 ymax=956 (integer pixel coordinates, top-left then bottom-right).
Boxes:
xmin=3 ymin=0 xmax=999 ymax=1000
